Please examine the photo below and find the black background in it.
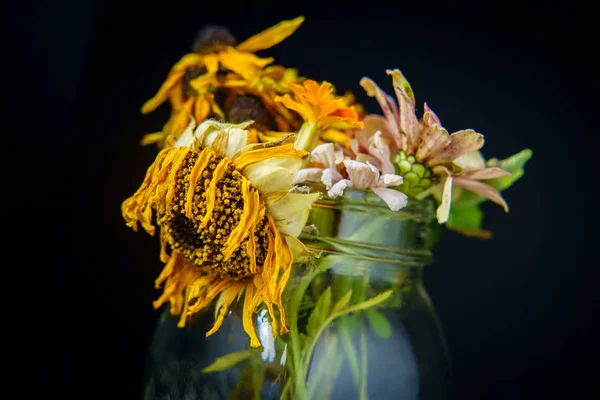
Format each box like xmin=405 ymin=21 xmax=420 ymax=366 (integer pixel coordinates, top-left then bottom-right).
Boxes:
xmin=21 ymin=0 xmax=598 ymax=399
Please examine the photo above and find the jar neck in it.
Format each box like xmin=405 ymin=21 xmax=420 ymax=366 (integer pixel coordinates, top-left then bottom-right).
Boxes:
xmin=299 ymin=186 xmax=437 ymax=285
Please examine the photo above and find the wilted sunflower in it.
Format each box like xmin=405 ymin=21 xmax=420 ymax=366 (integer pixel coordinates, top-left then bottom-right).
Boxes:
xmin=360 ymin=69 xmax=511 ymax=223
xmin=122 ymin=119 xmax=320 ymax=347
xmin=140 ymin=16 xmax=306 ymax=148
xmin=273 ymin=80 xmax=364 ymax=151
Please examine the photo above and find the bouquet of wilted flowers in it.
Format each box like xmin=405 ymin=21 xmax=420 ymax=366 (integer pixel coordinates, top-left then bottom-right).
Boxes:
xmin=122 ymin=16 xmax=531 ymax=399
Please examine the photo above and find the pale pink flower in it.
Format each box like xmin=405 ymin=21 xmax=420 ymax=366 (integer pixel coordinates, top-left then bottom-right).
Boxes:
xmin=294 ymin=142 xmax=344 ymax=187
xmin=360 ymin=69 xmax=512 ymax=222
xmin=329 ymin=160 xmax=407 ymax=211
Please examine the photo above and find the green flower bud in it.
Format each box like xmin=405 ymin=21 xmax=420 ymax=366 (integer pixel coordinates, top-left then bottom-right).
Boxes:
xmin=393 ymin=151 xmax=435 ymax=197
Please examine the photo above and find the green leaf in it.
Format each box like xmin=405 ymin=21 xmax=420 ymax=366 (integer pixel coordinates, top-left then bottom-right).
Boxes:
xmin=299 ymin=290 xmax=393 ymax=383
xmin=447 ymin=204 xmax=484 ymax=232
xmin=332 ymin=289 xmax=353 ymax=313
xmin=336 ymin=290 xmax=393 ymax=318
xmin=364 ymin=309 xmax=392 ymax=339
xmin=487 ymin=148 xmax=533 ymax=192
xmin=451 ymin=148 xmax=533 ymax=210
xmin=306 ymin=287 xmax=332 ymax=337
xmin=201 ymin=349 xmax=259 ymax=373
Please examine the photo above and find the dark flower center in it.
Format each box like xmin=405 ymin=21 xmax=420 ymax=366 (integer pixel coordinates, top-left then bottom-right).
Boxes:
xmin=161 ymin=149 xmax=269 ymax=280
xmin=192 ymin=25 xmax=237 ymax=54
xmin=226 ymin=95 xmax=276 ymax=132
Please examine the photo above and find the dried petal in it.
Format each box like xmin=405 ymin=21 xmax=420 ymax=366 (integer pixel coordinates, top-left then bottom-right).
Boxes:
xmin=371 ymin=187 xmax=408 ymax=211
xmin=453 ymin=178 xmax=509 ymax=212
xmin=427 ymin=129 xmax=485 ymax=166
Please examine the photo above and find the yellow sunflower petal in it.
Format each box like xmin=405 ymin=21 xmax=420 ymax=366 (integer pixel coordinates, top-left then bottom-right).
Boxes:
xmin=235 ymin=16 xmax=305 ymax=53
xmin=141 ymin=69 xmax=186 ymax=114
xmin=222 ymin=179 xmax=265 ymax=260
xmin=219 ymin=48 xmax=274 ymax=81
xmin=242 ymin=282 xmax=261 ymax=347
xmin=266 ymin=192 xmax=321 ymax=222
xmin=199 ymin=157 xmax=232 ymax=229
xmin=233 ymin=143 xmax=307 ymax=170
xmin=207 ymin=284 xmax=244 ymax=336
xmin=242 ymin=157 xmax=303 ymax=194
xmin=140 ymin=132 xmax=166 ymax=146
xmin=172 ymin=53 xmax=204 ymax=71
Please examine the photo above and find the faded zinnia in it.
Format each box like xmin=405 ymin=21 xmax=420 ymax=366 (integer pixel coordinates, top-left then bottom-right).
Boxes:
xmin=122 ymin=119 xmax=320 ymax=347
xmin=360 ymin=69 xmax=511 ymax=223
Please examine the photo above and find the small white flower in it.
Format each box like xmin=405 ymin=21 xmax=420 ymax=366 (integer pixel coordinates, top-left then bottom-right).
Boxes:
xmin=329 ymin=160 xmax=408 ymax=211
xmin=294 ymin=142 xmax=344 ymax=187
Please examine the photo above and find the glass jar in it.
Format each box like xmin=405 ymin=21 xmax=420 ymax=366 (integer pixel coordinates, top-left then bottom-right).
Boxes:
xmin=142 ymin=187 xmax=453 ymax=400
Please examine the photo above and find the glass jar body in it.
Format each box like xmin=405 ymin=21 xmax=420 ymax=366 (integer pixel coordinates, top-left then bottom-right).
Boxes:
xmin=143 ymin=189 xmax=452 ymax=400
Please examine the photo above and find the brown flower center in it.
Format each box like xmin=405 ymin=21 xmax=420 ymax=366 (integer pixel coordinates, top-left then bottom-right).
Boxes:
xmin=191 ymin=25 xmax=237 ymax=54
xmin=226 ymin=95 xmax=276 ymax=132
xmin=160 ymin=150 xmax=269 ymax=280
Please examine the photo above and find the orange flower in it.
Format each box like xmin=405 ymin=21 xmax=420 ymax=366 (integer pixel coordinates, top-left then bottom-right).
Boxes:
xmin=276 ymin=80 xmax=361 ymax=129
xmin=274 ymin=80 xmax=363 ymax=151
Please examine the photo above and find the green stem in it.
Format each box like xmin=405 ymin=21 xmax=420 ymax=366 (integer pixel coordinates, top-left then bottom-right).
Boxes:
xmin=300 ymin=290 xmax=393 ymax=385
xmin=288 ymin=263 xmax=327 ymax=399
xmin=294 ymin=121 xmax=319 ymax=153
xmin=359 ymin=323 xmax=368 ymax=400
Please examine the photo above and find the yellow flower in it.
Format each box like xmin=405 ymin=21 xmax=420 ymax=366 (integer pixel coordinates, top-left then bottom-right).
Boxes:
xmin=122 ymin=119 xmax=320 ymax=347
xmin=221 ymin=65 xmax=306 ymax=133
xmin=139 ymin=16 xmax=306 ymax=148
xmin=274 ymin=80 xmax=364 ymax=151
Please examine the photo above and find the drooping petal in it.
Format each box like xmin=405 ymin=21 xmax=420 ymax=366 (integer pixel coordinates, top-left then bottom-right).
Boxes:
xmin=427 ymin=129 xmax=485 ymax=166
xmin=368 ymin=131 xmax=395 ymax=175
xmin=386 ymin=69 xmax=420 ymax=151
xmin=371 ymin=187 xmax=408 ymax=211
xmin=235 ymin=16 xmax=305 ymax=52
xmin=219 ymin=48 xmax=274 ymax=81
xmin=234 ymin=143 xmax=308 ymax=170
xmin=436 ymin=167 xmax=454 ymax=223
xmin=423 ymin=103 xmax=441 ymax=127
xmin=359 ymin=77 xmax=403 ymax=148
xmin=285 ymin=235 xmax=316 ymax=259
xmin=355 ymin=152 xmax=380 ymax=167
xmin=193 ymin=119 xmax=253 ymax=157
xmin=173 ymin=117 xmax=197 ymax=148
xmin=343 ymin=160 xmax=379 ymax=190
xmin=206 ymin=284 xmax=244 ymax=336
xmin=276 ymin=207 xmax=311 ymax=238
xmin=311 ymin=142 xmax=344 ymax=168
xmin=328 ymin=179 xmax=351 ymax=198
xmin=415 ymin=124 xmax=451 ymax=162
xmin=293 ymin=168 xmax=323 ymax=184
xmin=243 ymin=157 xmax=303 ymax=194
xmin=355 ymin=114 xmax=395 ymax=151
xmin=141 ymin=69 xmax=186 ymax=114
xmin=267 ymin=192 xmax=322 ymax=222
xmin=453 ymin=178 xmax=509 ymax=212
xmin=294 ymin=167 xmax=324 ymax=184
xmin=453 ymin=150 xmax=486 ymax=170
xmin=321 ymin=167 xmax=344 ymax=188
xmin=458 ymin=167 xmax=511 ymax=181
xmin=378 ymin=173 xmax=404 ymax=187
xmin=171 ymin=53 xmax=204 ymax=71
